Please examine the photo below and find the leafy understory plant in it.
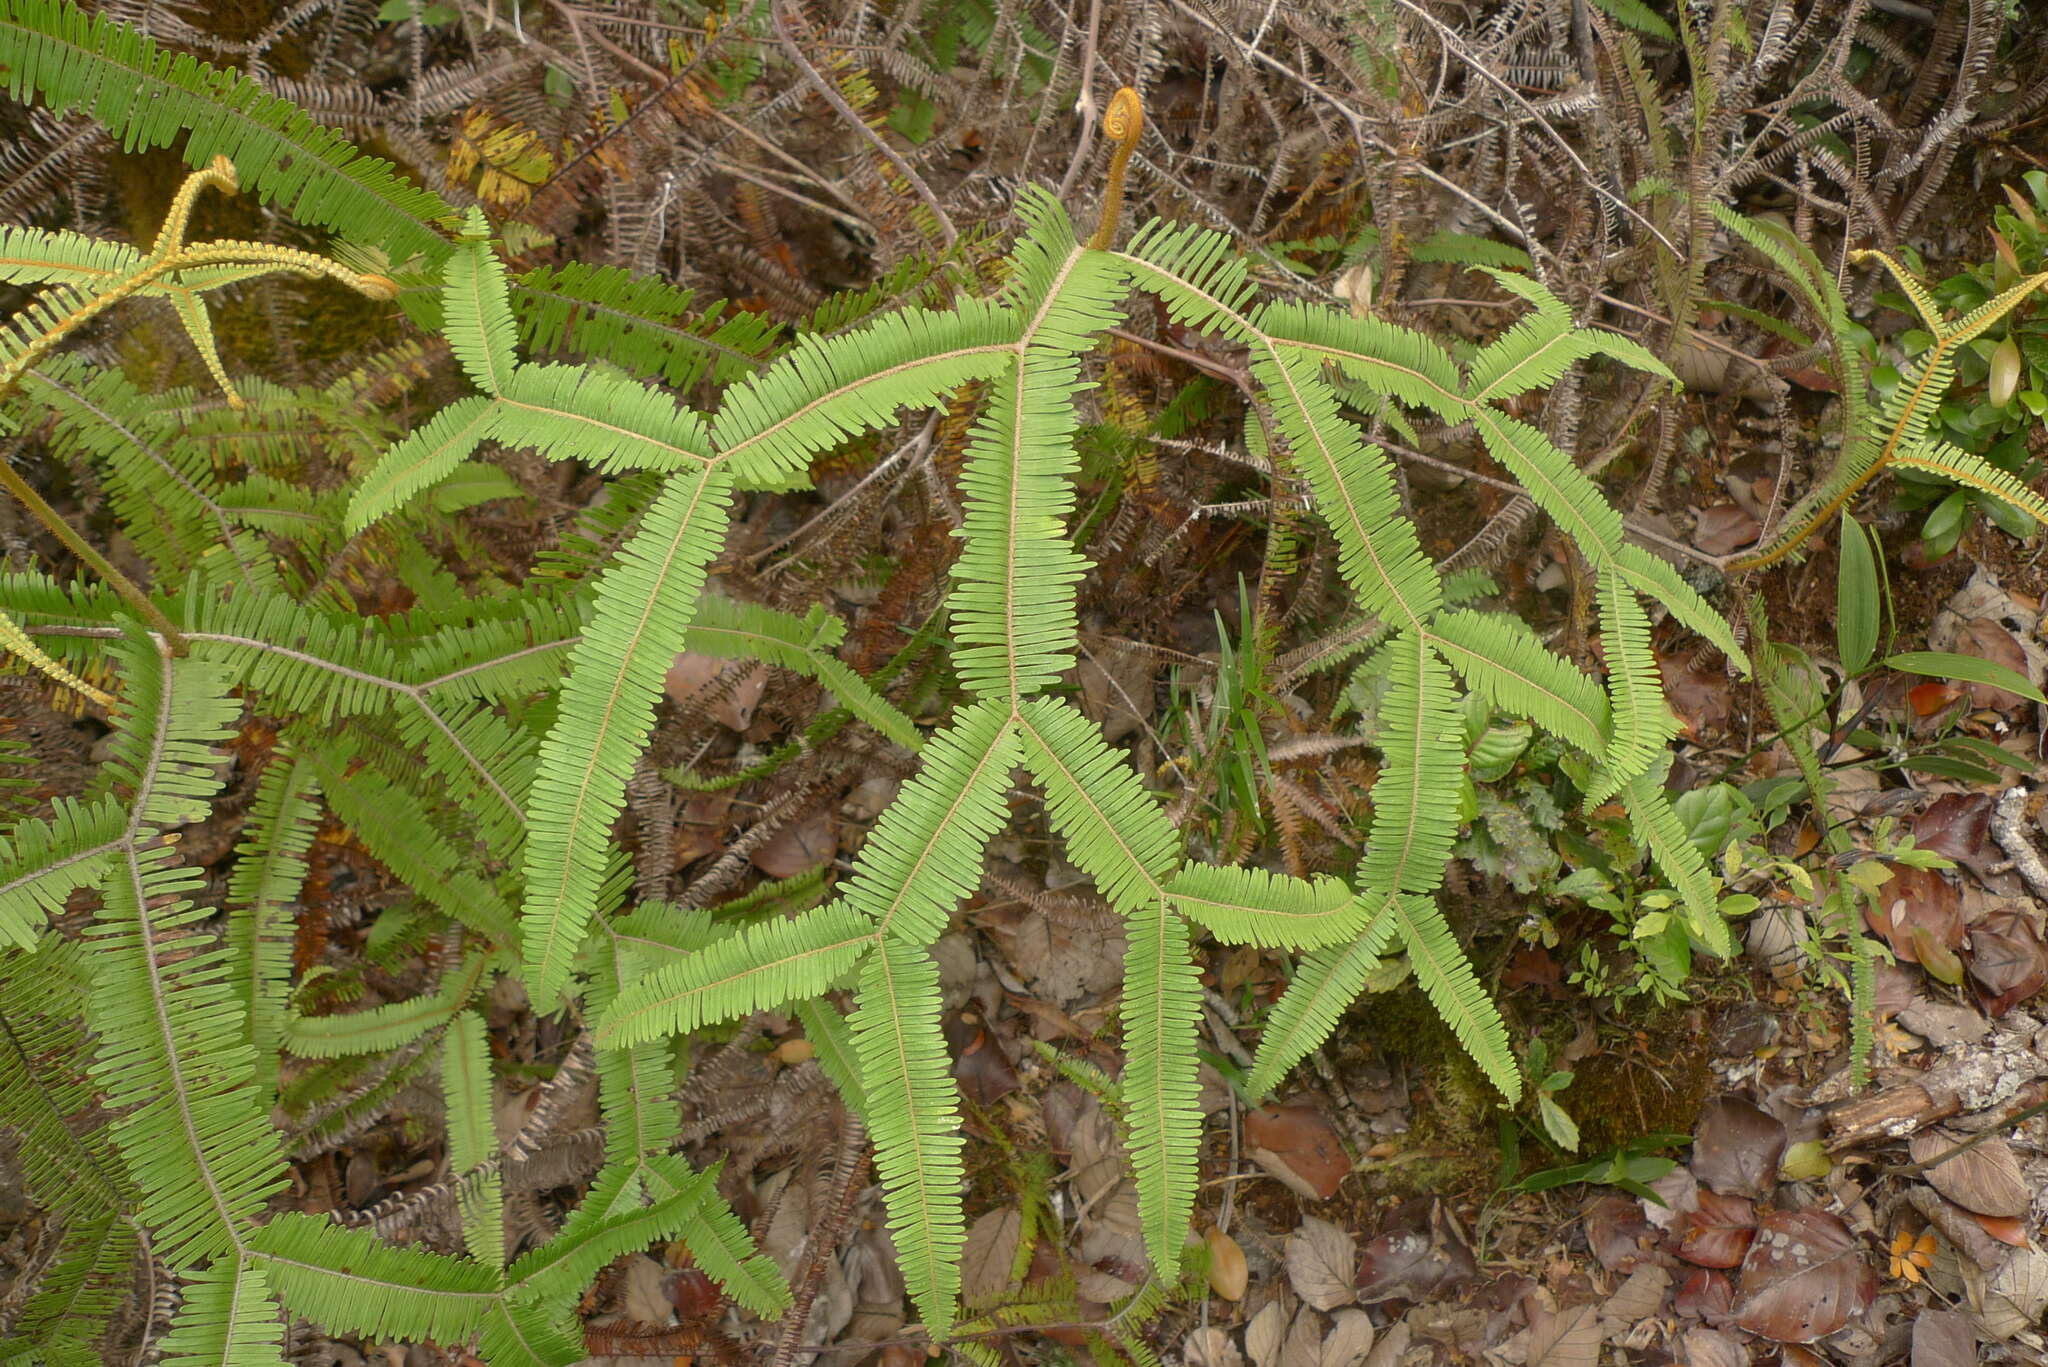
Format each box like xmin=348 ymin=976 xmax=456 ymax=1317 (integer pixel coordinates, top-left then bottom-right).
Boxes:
xmin=0 ymin=3 xmax=1745 ymax=1356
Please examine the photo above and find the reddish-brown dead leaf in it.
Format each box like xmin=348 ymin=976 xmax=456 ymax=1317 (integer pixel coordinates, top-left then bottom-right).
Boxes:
xmin=1910 ymin=794 xmax=1997 ymax=876
xmin=1674 ymin=1189 xmax=1758 ymax=1269
xmin=1246 ymin=1104 xmax=1351 ymax=1201
xmin=1862 ymin=864 xmax=1963 ymax=964
xmin=944 ymin=1010 xmax=1020 ymax=1106
xmin=1731 ymin=1208 xmax=1875 ymax=1344
xmin=1909 ymin=681 xmax=1966 ymax=717
xmin=1949 ymin=618 xmax=2032 ymax=711
xmin=1581 ymin=1194 xmax=1656 ymax=1272
xmin=1966 ymin=907 xmax=2048 ymax=1016
xmin=749 ymin=806 xmax=838 ymax=878
xmin=1972 ymin=1212 xmax=2031 ymax=1247
xmin=1693 ymin=503 xmax=1761 ymax=555
xmin=1674 ymin=1268 xmax=1733 ymax=1319
xmin=1692 ymin=1096 xmax=1787 ymax=1198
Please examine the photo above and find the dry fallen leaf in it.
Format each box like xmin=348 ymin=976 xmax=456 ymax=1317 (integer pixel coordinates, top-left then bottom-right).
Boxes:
xmin=1731 ymin=1208 xmax=1875 ymax=1343
xmin=1246 ymin=1300 xmax=1288 ymax=1367
xmin=1692 ymin=503 xmax=1761 ymax=556
xmin=1911 ymin=1308 xmax=1977 ymax=1367
xmin=1977 ymin=1245 xmax=2048 ymax=1340
xmin=1285 ymin=1216 xmax=1358 ymax=1311
xmin=1965 ymin=907 xmax=2048 ymax=1017
xmin=1910 ymin=1131 xmax=2030 ymax=1219
xmin=1354 ymin=1198 xmax=1476 ymax=1304
xmin=1320 ymin=1309 xmax=1376 ymax=1367
xmin=1205 ymin=1228 xmax=1248 ymax=1301
xmin=1674 ymin=1189 xmax=1757 ymax=1269
xmin=1862 ymin=864 xmax=1964 ymax=965
xmin=749 ymin=807 xmax=837 ymax=878
xmin=1185 ymin=1326 xmax=1244 ymax=1367
xmin=1247 ymin=1103 xmax=1351 ymax=1200
xmin=1522 ymin=1303 xmax=1602 ymax=1367
xmin=959 ymin=1209 xmax=1022 ymax=1305
xmin=663 ymin=652 xmax=768 ymax=730
xmin=1691 ymin=1096 xmax=1787 ymax=1198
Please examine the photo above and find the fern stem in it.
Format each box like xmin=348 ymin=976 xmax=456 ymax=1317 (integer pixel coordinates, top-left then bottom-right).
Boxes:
xmin=0 ymin=459 xmax=184 ymax=649
xmin=1086 ymin=89 xmax=1143 ymax=253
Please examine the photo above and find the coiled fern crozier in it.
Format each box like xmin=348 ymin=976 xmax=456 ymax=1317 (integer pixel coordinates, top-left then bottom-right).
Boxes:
xmin=0 ymin=0 xmax=1758 ymax=1358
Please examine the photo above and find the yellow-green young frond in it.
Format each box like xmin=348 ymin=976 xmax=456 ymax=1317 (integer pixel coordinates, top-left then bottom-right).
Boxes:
xmin=949 ymin=251 xmax=1128 ymax=700
xmin=837 ymin=699 xmax=1018 ymax=945
xmin=248 ymin=1213 xmax=500 ymax=1344
xmin=1117 ymin=218 xmax=1258 ymax=340
xmin=521 ymin=469 xmax=734 ymax=1010
xmin=0 ymin=795 xmax=124 ymax=945
xmin=1949 ymin=268 xmax=2048 ymax=347
xmin=0 ymin=222 xmax=143 ymax=288
xmin=1612 ymin=545 xmax=1748 ymax=671
xmin=1427 ymin=610 xmax=1609 ymax=759
xmin=1165 ymin=864 xmax=1361 ymax=950
xmin=446 ymin=209 xmax=518 ymax=395
xmin=794 ymin=998 xmax=869 ymax=1119
xmin=283 ymin=952 xmax=491 ymax=1059
xmin=1004 ymin=182 xmax=1087 ymax=307
xmin=500 ymin=363 xmax=713 ymax=474
xmin=507 ymin=1161 xmax=717 ymax=1305
xmin=182 ymin=592 xmax=404 ymax=724
xmin=1244 ymin=900 xmax=1401 ymax=1097
xmin=307 ymin=749 xmax=516 ymax=942
xmin=595 ymin=905 xmax=874 ymax=1047
xmin=1621 ymin=770 xmax=1733 ymax=957
xmin=1015 ymin=697 xmax=1180 ymax=912
xmin=1121 ymin=898 xmax=1204 ymax=1276
xmin=1258 ymin=302 xmax=1465 ymax=420
xmin=224 ymin=758 xmax=318 ymax=1094
xmin=854 ymin=938 xmax=964 ymax=1336
xmin=1387 ymin=894 xmax=1519 ymax=1101
xmin=154 ymin=1261 xmax=286 ymax=1367
xmin=1253 ymin=349 xmax=1441 ymax=628
xmin=711 ymin=301 xmax=1018 ymax=488
xmin=1463 ymin=268 xmax=1675 ymax=401
xmin=1893 ymin=443 xmax=2048 ymax=531
xmin=1468 ymin=409 xmax=1624 ymax=560
xmin=0 ymin=1 xmax=459 ymax=262
xmin=1586 ymin=570 xmax=1676 ymax=804
xmin=640 ymin=1152 xmax=792 ymax=1317
xmin=442 ymin=1010 xmax=504 ymax=1266
xmin=1359 ymin=633 xmax=1463 ymax=895
xmin=685 ymin=596 xmax=922 ymax=752
xmin=511 ymin=262 xmax=782 ymax=391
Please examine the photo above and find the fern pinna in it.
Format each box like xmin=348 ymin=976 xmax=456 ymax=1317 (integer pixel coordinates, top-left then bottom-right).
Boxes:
xmin=0 ymin=0 xmax=1749 ymax=1353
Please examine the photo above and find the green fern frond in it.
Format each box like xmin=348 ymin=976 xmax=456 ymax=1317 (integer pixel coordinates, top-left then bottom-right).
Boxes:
xmin=283 ymin=951 xmax=493 ymax=1058
xmin=511 ymin=262 xmax=781 ymax=390
xmin=1358 ymin=633 xmax=1463 ymax=895
xmin=90 ymin=638 xmax=287 ymax=1268
xmin=520 ymin=467 xmax=735 ymax=1009
xmin=446 ymin=209 xmax=517 ymax=396
xmin=1243 ymin=904 xmax=1402 ymax=1096
xmin=0 ymin=1 xmax=458 ymax=260
xmin=1387 ymin=894 xmax=1519 ymax=1100
xmin=1611 ymin=545 xmax=1749 ymax=670
xmin=833 ymin=699 xmax=1018 ymax=944
xmin=1586 ymin=569 xmax=1677 ymax=802
xmin=1891 ymin=443 xmax=2048 ymax=530
xmin=308 ymin=748 xmax=516 ymax=942
xmin=595 ymin=904 xmax=874 ymax=1047
xmin=1164 ymin=864 xmax=1361 ymax=949
xmin=793 ymin=998 xmax=870 ymax=1118
xmin=855 ymin=936 xmax=963 ymax=1335
xmin=1015 ymin=697 xmax=1180 ymax=913
xmin=949 ymin=253 xmax=1129 ymax=700
xmin=1116 ymin=220 xmax=1258 ymax=339
xmin=1253 ymin=349 xmax=1441 ymax=629
xmin=1621 ymin=768 xmax=1732 ymax=956
xmin=502 ymin=363 xmax=713 ymax=474
xmin=442 ymin=1010 xmax=505 ymax=1265
xmin=685 ymin=596 xmax=922 ymax=752
xmin=155 ymin=1261 xmax=287 ymax=1367
xmin=1468 ymin=410 xmax=1625 ymax=559
xmin=0 ymin=795 xmax=123 ymax=944
xmin=1120 ymin=898 xmax=1203 ymax=1276
xmin=1427 ymin=610 xmax=1609 ymax=758
xmin=224 ymin=757 xmax=317 ymax=1094
xmin=1256 ymin=302 xmax=1465 ymax=420
xmin=248 ymin=1212 xmax=499 ymax=1343
xmin=712 ymin=300 xmax=1018 ymax=488
xmin=346 ymin=396 xmax=499 ymax=537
